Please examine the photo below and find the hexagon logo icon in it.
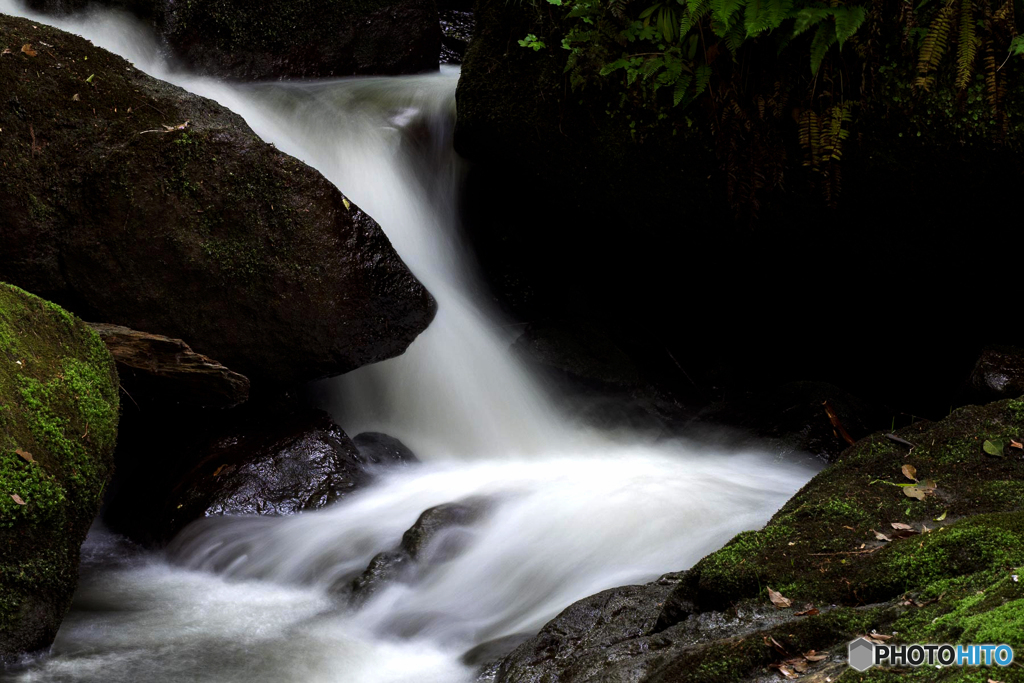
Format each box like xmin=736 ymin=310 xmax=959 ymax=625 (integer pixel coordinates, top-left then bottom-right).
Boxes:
xmin=848 ymin=637 xmax=876 ymax=672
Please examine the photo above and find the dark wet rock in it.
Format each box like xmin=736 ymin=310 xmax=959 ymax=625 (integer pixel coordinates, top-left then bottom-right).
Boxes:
xmin=698 ymin=381 xmax=884 ymax=462
xmin=103 ymin=402 xmax=384 ymax=544
xmin=87 ymin=322 xmax=249 ymax=409
xmin=0 ymin=15 xmax=436 ymax=389
xmin=0 ymin=284 xmax=119 ymax=660
xmin=440 ymin=10 xmax=474 ymax=64
xmin=352 ymin=432 xmax=418 ymax=468
xmin=967 ymin=345 xmax=1024 ymax=402
xmin=512 ymin=320 xmax=697 ymax=432
xmin=26 ymin=0 xmax=441 ymax=80
xmin=343 ymin=499 xmax=489 ymax=605
xmin=461 ymin=632 xmax=533 ymax=668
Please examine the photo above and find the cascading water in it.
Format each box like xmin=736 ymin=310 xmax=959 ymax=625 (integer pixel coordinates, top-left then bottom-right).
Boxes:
xmin=1 ymin=3 xmax=821 ymax=681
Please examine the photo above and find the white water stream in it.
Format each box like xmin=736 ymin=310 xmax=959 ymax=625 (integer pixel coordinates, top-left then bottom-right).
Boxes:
xmin=1 ymin=3 xmax=820 ymax=681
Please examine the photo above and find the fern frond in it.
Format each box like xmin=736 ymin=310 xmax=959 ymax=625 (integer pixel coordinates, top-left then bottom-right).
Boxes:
xmin=711 ymin=0 xmax=745 ymax=27
xmin=916 ymin=2 xmax=955 ymax=89
xmin=955 ymin=0 xmax=978 ymax=90
xmin=809 ymin=21 xmax=837 ymax=74
xmin=833 ymin=6 xmax=867 ymax=48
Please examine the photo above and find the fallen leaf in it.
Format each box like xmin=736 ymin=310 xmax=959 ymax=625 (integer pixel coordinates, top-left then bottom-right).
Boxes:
xmin=15 ymin=449 xmax=35 ymax=463
xmin=904 ymin=484 xmax=934 ymax=500
xmin=21 ymin=43 xmax=37 ymax=57
xmin=988 ymin=679 xmax=1004 ymax=683
xmin=901 ymin=464 xmax=918 ymax=482
xmin=871 ymin=529 xmax=892 ymax=541
xmin=1011 ymin=440 xmax=1023 ymax=450
xmin=764 ymin=635 xmax=789 ymax=655
xmin=768 ymin=587 xmax=792 ymax=609
xmin=768 ymin=663 xmax=798 ymax=680
xmin=983 ymin=439 xmax=1004 ymax=456
xmin=85 ymin=73 xmax=95 ymax=83
xmin=72 ymin=93 xmax=80 ymax=101
xmin=869 ymin=632 xmax=893 ymax=640
xmin=795 ymin=606 xmax=820 ymax=616
xmin=891 ymin=522 xmax=914 ymax=531
xmin=342 ymin=197 xmax=351 ymax=210
xmin=803 ymin=651 xmax=828 ymax=662
xmin=785 ymin=657 xmax=809 ymax=673
xmin=934 ymin=510 xmax=947 ymax=521
xmin=823 ymin=400 xmax=855 ymax=445
xmin=10 ymin=494 xmax=25 ymax=505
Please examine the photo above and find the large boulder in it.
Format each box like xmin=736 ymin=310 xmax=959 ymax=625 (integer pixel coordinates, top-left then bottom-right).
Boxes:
xmin=0 ymin=283 xmax=119 ymax=660
xmin=0 ymin=14 xmax=435 ymax=387
xmin=24 ymin=0 xmax=441 ymax=79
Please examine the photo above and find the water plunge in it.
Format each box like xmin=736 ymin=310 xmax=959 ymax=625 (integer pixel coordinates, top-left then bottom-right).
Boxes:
xmin=1 ymin=2 xmax=820 ymax=680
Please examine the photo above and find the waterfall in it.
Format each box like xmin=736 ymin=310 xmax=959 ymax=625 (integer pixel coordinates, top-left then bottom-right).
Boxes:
xmin=1 ymin=3 xmax=820 ymax=681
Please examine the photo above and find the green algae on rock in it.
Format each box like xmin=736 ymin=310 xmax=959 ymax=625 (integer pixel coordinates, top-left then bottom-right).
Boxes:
xmin=0 ymin=283 xmax=119 ymax=660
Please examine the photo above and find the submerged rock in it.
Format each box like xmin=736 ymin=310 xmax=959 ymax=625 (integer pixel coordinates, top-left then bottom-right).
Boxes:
xmin=0 ymin=284 xmax=119 ymax=660
xmin=25 ymin=0 xmax=441 ymax=79
xmin=351 ymin=431 xmax=419 ymax=468
xmin=87 ymin=322 xmax=249 ymax=408
xmin=343 ymin=498 xmax=489 ymax=605
xmin=0 ymin=14 xmax=436 ymax=388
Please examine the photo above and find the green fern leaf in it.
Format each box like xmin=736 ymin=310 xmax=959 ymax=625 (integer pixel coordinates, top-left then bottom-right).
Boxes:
xmin=694 ymin=62 xmax=713 ymax=95
xmin=673 ymin=74 xmax=693 ymax=106
xmin=711 ymin=0 xmax=744 ymax=29
xmin=809 ymin=21 xmax=837 ymax=74
xmin=793 ymin=7 xmax=830 ymax=37
xmin=955 ymin=0 xmax=977 ymax=90
xmin=833 ymin=6 xmax=867 ymax=48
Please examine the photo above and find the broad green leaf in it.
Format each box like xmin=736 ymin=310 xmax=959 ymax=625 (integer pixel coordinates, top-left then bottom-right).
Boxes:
xmin=983 ymin=439 xmax=1005 ymax=456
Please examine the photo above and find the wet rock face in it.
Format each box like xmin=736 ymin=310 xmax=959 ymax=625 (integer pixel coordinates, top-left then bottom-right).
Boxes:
xmin=439 ymin=9 xmax=474 ymax=64
xmin=87 ymin=323 xmax=250 ymax=409
xmin=341 ymin=499 xmax=489 ymax=605
xmin=968 ymin=345 xmax=1024 ymax=401
xmin=0 ymin=15 xmax=436 ymax=389
xmin=351 ymin=432 xmax=419 ymax=468
xmin=104 ymin=403 xmax=390 ymax=544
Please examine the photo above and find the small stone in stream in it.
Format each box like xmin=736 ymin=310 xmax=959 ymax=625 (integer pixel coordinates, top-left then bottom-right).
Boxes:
xmin=352 ymin=432 xmax=419 ymax=468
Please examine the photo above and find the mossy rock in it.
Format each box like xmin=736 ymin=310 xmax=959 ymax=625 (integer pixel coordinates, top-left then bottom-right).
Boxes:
xmin=0 ymin=283 xmax=119 ymax=660
xmin=0 ymin=14 xmax=435 ymax=387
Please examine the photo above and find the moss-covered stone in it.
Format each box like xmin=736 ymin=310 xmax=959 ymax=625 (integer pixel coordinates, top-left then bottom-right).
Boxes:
xmin=0 ymin=283 xmax=118 ymax=660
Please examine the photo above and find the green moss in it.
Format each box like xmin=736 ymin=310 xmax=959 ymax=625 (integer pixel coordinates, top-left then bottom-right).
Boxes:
xmin=0 ymin=283 xmax=119 ymax=655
